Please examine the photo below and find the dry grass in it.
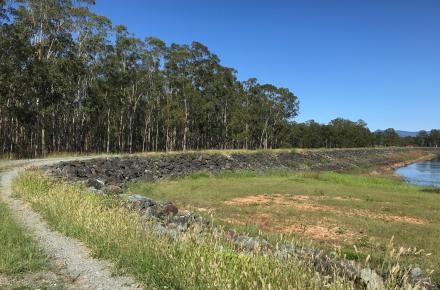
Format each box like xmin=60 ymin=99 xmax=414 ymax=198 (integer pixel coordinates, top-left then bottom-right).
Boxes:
xmin=128 ymin=170 xmax=440 ymax=283
xmin=12 ymin=170 xmax=438 ymax=288
xmin=13 ymin=171 xmax=357 ymax=289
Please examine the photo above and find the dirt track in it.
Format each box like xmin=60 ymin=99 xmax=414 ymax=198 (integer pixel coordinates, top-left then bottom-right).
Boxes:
xmin=0 ymin=158 xmax=141 ymax=290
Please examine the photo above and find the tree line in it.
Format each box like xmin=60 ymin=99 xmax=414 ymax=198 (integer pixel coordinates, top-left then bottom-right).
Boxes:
xmin=287 ymin=120 xmax=440 ymax=148
xmin=0 ymin=1 xmax=438 ymax=158
xmin=0 ymin=0 xmax=300 ymax=157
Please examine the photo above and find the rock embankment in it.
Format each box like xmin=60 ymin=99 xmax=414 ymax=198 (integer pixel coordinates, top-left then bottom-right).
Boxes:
xmin=47 ymin=148 xmax=439 ymax=193
xmin=43 ymin=148 xmax=440 ymax=289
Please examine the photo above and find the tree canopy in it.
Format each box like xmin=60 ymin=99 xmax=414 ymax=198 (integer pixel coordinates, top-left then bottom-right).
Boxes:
xmin=0 ymin=1 xmax=438 ymax=158
xmin=1 ymin=0 xmax=300 ymax=157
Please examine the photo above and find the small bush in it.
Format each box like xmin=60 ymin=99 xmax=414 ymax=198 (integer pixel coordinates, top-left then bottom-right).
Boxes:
xmin=421 ymin=187 xmax=440 ymax=194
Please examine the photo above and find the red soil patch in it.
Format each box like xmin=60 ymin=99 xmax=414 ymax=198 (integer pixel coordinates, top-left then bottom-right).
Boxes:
xmin=330 ymin=196 xmax=362 ymax=202
xmin=224 ymin=194 xmax=310 ymax=206
xmin=196 ymin=207 xmax=215 ymax=213
xmin=273 ymin=224 xmax=356 ymax=242
xmin=224 ymin=195 xmax=272 ymax=205
xmin=350 ymin=209 xmax=426 ymax=225
xmin=224 ymin=194 xmax=427 ymax=225
xmin=225 ymin=214 xmax=356 ymax=242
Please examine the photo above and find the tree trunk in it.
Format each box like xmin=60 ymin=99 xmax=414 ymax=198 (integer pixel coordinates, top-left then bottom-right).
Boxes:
xmin=107 ymin=108 xmax=111 ymax=153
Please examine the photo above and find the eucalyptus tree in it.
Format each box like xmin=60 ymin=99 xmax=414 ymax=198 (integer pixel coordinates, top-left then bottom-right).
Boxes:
xmin=429 ymin=130 xmax=440 ymax=147
xmin=301 ymin=120 xmax=325 ymax=148
xmin=233 ymin=79 xmax=298 ymax=149
xmin=108 ymin=25 xmax=149 ymax=153
xmin=2 ymin=0 xmax=108 ymax=155
xmin=416 ymin=131 xmax=430 ymax=147
xmin=163 ymin=43 xmax=192 ymax=151
xmin=1 ymin=0 xmax=305 ymax=156
xmin=11 ymin=0 xmax=70 ymax=155
xmin=208 ymin=65 xmax=238 ymax=149
xmin=381 ymin=128 xmax=400 ymax=147
xmin=0 ymin=4 xmax=21 ymax=154
xmin=68 ymin=4 xmax=112 ymax=152
xmin=327 ymin=118 xmax=372 ymax=148
xmin=185 ymin=42 xmax=236 ymax=150
xmin=6 ymin=0 xmax=440 ymax=156
xmin=142 ymin=37 xmax=167 ymax=152
xmin=229 ymin=81 xmax=250 ymax=149
xmin=261 ymin=85 xmax=298 ymax=149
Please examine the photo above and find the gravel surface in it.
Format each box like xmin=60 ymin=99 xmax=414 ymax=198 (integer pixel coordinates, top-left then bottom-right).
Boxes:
xmin=0 ymin=158 xmax=142 ymax=290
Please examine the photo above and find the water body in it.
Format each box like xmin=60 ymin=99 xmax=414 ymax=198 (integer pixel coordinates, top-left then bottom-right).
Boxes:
xmin=396 ymin=157 xmax=440 ymax=187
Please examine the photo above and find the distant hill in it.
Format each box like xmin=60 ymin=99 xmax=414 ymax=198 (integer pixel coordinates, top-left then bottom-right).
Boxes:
xmin=396 ymin=130 xmax=419 ymax=137
xmin=375 ymin=130 xmax=419 ymax=137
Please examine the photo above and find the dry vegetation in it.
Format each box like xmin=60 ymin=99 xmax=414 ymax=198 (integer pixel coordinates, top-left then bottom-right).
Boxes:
xmin=128 ymin=170 xmax=440 ymax=284
xmin=13 ymin=170 xmax=436 ymax=289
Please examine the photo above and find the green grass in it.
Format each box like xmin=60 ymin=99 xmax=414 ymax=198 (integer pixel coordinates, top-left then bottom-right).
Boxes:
xmin=13 ymin=171 xmax=437 ymax=289
xmin=128 ymin=171 xmax=440 ymax=283
xmin=0 ymin=169 xmax=66 ymax=289
xmin=13 ymin=171 xmax=364 ymax=289
xmin=0 ymin=198 xmax=46 ymax=276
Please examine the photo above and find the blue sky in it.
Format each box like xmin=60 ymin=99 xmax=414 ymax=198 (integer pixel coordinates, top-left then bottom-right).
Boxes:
xmin=92 ymin=0 xmax=440 ymax=131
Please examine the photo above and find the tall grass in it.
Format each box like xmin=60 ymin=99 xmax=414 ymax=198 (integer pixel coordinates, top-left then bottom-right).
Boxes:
xmin=128 ymin=169 xmax=440 ymax=285
xmin=0 ymin=153 xmax=17 ymax=160
xmin=14 ymin=170 xmax=436 ymax=289
xmin=13 ymin=171 xmax=357 ymax=289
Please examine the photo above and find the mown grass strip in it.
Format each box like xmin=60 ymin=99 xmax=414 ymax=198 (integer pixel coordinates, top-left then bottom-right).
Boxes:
xmin=0 ymin=200 xmax=47 ymax=275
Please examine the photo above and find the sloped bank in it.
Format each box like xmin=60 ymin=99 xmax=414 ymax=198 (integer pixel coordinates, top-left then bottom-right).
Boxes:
xmin=43 ymin=147 xmax=440 ymax=289
xmin=47 ymin=148 xmax=440 ymax=193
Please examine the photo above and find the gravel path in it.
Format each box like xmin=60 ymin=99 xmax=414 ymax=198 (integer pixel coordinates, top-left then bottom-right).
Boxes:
xmin=0 ymin=158 xmax=142 ymax=290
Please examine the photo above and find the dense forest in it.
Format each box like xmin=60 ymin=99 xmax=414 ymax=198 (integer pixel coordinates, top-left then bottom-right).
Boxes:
xmin=288 ymin=121 xmax=440 ymax=149
xmin=0 ymin=1 xmax=439 ymax=158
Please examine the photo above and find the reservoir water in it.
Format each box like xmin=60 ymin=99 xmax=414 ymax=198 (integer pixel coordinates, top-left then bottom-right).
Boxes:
xmin=395 ymin=156 xmax=440 ymax=187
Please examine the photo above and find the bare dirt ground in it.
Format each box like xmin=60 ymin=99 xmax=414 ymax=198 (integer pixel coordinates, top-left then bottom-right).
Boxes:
xmin=0 ymin=159 xmax=142 ymax=290
xmin=224 ymin=194 xmax=426 ymax=225
xmin=0 ymin=271 xmax=66 ymax=289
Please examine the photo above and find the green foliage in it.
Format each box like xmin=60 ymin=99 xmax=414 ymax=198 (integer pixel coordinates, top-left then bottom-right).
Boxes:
xmin=0 ymin=0 xmax=299 ymax=158
xmin=289 ymin=119 xmax=375 ymax=148
xmin=381 ymin=129 xmax=401 ymax=147
xmin=415 ymin=130 xmax=440 ymax=147
xmin=1 ymin=1 xmax=438 ymax=157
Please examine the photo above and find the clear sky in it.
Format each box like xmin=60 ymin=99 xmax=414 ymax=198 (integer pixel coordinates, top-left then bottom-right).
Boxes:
xmin=92 ymin=0 xmax=440 ymax=131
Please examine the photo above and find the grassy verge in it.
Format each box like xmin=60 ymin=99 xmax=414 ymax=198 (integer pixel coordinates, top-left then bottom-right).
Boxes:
xmin=13 ymin=171 xmax=359 ymax=289
xmin=0 ymin=193 xmax=59 ymax=289
xmin=0 ymin=165 xmax=67 ymax=289
xmin=0 ymin=201 xmax=46 ymax=275
xmin=128 ymin=170 xmax=440 ymax=283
